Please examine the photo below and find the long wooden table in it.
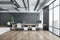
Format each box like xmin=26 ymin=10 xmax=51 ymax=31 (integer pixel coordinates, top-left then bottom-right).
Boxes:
xmin=11 ymin=24 xmax=39 ymax=30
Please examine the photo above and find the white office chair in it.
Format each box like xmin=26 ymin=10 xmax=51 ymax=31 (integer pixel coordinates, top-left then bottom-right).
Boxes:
xmin=17 ymin=23 xmax=22 ymax=29
xmin=32 ymin=27 xmax=36 ymax=30
xmin=32 ymin=25 xmax=36 ymax=30
xmin=38 ymin=24 xmax=43 ymax=29
xmin=24 ymin=25 xmax=28 ymax=30
xmin=7 ymin=22 xmax=10 ymax=25
xmin=12 ymin=24 xmax=15 ymax=29
xmin=24 ymin=27 xmax=28 ymax=31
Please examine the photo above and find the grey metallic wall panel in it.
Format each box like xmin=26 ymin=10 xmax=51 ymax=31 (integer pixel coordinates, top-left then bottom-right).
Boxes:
xmin=0 ymin=13 xmax=39 ymax=26
xmin=43 ymin=6 xmax=49 ymax=30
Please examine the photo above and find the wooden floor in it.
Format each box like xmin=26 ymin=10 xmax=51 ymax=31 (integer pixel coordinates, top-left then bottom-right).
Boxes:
xmin=0 ymin=30 xmax=60 ymax=40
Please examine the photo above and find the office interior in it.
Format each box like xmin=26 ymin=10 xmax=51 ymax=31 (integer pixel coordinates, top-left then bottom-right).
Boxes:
xmin=0 ymin=0 xmax=60 ymax=40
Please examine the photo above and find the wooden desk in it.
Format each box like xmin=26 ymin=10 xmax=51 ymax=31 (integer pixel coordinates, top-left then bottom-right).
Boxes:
xmin=11 ymin=24 xmax=38 ymax=30
xmin=23 ymin=24 xmax=36 ymax=27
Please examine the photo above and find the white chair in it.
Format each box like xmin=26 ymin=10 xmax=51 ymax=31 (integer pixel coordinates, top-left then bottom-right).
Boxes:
xmin=38 ymin=24 xmax=43 ymax=29
xmin=17 ymin=23 xmax=22 ymax=29
xmin=7 ymin=22 xmax=10 ymax=25
xmin=24 ymin=27 xmax=28 ymax=30
xmin=32 ymin=27 xmax=36 ymax=30
xmin=24 ymin=25 xmax=28 ymax=30
xmin=32 ymin=25 xmax=36 ymax=30
xmin=12 ymin=24 xmax=15 ymax=29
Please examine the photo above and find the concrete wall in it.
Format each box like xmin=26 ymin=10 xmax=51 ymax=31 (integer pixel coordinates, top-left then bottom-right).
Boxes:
xmin=0 ymin=13 xmax=39 ymax=26
xmin=43 ymin=6 xmax=49 ymax=30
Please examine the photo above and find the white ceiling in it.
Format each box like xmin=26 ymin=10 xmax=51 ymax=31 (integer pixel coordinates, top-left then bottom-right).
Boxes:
xmin=29 ymin=0 xmax=37 ymax=11
xmin=0 ymin=0 xmax=50 ymax=12
xmin=16 ymin=0 xmax=24 ymax=7
xmin=0 ymin=0 xmax=10 ymax=1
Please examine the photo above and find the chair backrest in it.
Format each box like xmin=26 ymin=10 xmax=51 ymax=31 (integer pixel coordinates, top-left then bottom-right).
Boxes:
xmin=24 ymin=25 xmax=28 ymax=27
xmin=38 ymin=24 xmax=43 ymax=28
xmin=7 ymin=22 xmax=10 ymax=25
xmin=32 ymin=25 xmax=35 ymax=27
xmin=17 ymin=23 xmax=21 ymax=28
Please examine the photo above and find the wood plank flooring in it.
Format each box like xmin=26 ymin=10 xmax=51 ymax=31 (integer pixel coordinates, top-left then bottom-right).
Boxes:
xmin=0 ymin=30 xmax=60 ymax=40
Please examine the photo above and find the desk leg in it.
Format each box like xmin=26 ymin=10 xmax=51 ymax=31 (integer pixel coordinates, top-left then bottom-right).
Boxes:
xmin=10 ymin=27 xmax=12 ymax=30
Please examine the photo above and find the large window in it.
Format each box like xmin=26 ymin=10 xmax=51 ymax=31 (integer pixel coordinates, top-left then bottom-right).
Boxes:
xmin=49 ymin=3 xmax=53 ymax=10
xmin=49 ymin=9 xmax=53 ymax=26
xmin=54 ymin=6 xmax=59 ymax=28
xmin=49 ymin=0 xmax=60 ymax=36
xmin=54 ymin=0 xmax=59 ymax=7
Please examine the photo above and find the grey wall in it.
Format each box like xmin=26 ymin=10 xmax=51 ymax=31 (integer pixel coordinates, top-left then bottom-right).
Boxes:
xmin=0 ymin=13 xmax=39 ymax=26
xmin=0 ymin=13 xmax=11 ymax=26
xmin=43 ymin=6 xmax=49 ymax=30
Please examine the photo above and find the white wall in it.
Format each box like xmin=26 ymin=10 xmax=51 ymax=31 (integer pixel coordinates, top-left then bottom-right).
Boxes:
xmin=39 ymin=10 xmax=43 ymax=29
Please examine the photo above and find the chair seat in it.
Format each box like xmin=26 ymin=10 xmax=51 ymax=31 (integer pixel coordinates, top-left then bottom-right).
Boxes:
xmin=24 ymin=27 xmax=28 ymax=30
xmin=32 ymin=27 xmax=36 ymax=30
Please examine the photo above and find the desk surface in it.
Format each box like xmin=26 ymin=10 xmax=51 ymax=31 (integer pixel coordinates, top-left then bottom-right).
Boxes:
xmin=15 ymin=24 xmax=36 ymax=25
xmin=23 ymin=24 xmax=36 ymax=25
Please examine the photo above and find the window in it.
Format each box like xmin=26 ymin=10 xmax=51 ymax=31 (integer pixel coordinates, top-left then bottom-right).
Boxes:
xmin=49 ymin=3 xmax=53 ymax=9
xmin=49 ymin=9 xmax=53 ymax=26
xmin=54 ymin=0 xmax=59 ymax=7
xmin=54 ymin=6 xmax=59 ymax=28
xmin=39 ymin=11 xmax=43 ymax=24
xmin=49 ymin=0 xmax=60 ymax=36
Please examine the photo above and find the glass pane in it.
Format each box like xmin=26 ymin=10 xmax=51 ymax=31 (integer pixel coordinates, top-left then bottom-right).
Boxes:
xmin=54 ymin=6 xmax=59 ymax=28
xmin=39 ymin=11 xmax=43 ymax=29
xmin=53 ymin=28 xmax=59 ymax=36
xmin=49 ymin=9 xmax=53 ymax=26
xmin=49 ymin=3 xmax=53 ymax=9
xmin=54 ymin=0 xmax=59 ymax=7
xmin=49 ymin=27 xmax=53 ymax=32
xmin=40 ymin=11 xmax=43 ymax=24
